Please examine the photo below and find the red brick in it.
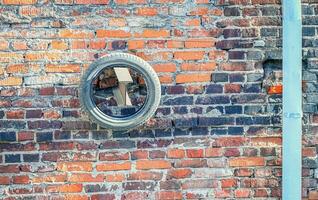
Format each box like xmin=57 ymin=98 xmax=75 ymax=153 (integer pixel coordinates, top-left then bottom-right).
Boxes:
xmin=268 ymin=85 xmax=282 ymax=94
xmin=18 ymin=131 xmax=34 ymax=141
xmin=136 ymin=7 xmax=158 ymax=16
xmin=135 ymin=29 xmax=170 ymax=38
xmin=184 ymin=39 xmax=215 ymax=48
xmin=184 ymin=19 xmax=200 ymax=26
xmin=3 ymin=0 xmax=36 ymax=4
xmin=229 ymin=157 xmax=265 ymax=167
xmin=0 ymin=176 xmax=10 ymax=185
xmin=167 ymin=40 xmax=184 ymax=48
xmin=167 ymin=169 xmax=192 ymax=179
xmin=176 ymin=73 xmax=211 ymax=83
xmin=0 ymin=77 xmax=23 ymax=86
xmin=136 ymin=160 xmax=171 ymax=170
xmin=220 ymin=62 xmax=248 ymax=71
xmin=153 ymin=63 xmax=177 ymax=73
xmin=225 ymin=84 xmax=241 ymax=93
xmin=12 ymin=175 xmax=29 ymax=184
xmin=181 ymin=62 xmax=216 ymax=71
xmin=68 ymin=173 xmax=104 ymax=182
xmin=6 ymin=64 xmax=28 ymax=74
xmin=32 ymin=174 xmax=67 ymax=183
xmin=96 ymin=30 xmax=131 ymax=38
xmin=205 ymin=148 xmax=222 ymax=157
xmin=74 ymin=0 xmax=109 ymax=4
xmin=96 ymin=162 xmax=131 ymax=171
xmin=250 ymin=137 xmax=282 ymax=146
xmin=128 ymin=40 xmax=144 ymax=49
xmin=46 ymin=184 xmax=83 ymax=193
xmin=43 ymin=110 xmax=61 ymax=119
xmin=12 ymin=41 xmax=28 ymax=50
xmin=51 ymin=40 xmax=68 ymax=50
xmin=309 ymin=191 xmax=318 ymax=200
xmin=59 ymin=30 xmax=94 ymax=39
xmin=128 ymin=171 xmax=163 ymax=180
xmin=105 ymin=174 xmax=125 ymax=182
xmin=221 ymin=178 xmax=237 ymax=188
xmin=57 ymin=162 xmax=93 ymax=172
xmin=186 ymin=149 xmax=204 ymax=158
xmin=6 ymin=110 xmax=25 ymax=119
xmin=109 ymin=18 xmax=126 ymax=27
xmin=235 ymin=188 xmax=251 ymax=198
xmin=130 ymin=150 xmax=148 ymax=160
xmin=167 ymin=149 xmax=185 ymax=158
xmin=155 ymin=191 xmax=182 ymax=200
xmin=99 ymin=152 xmax=129 ymax=161
xmin=174 ymin=51 xmax=205 ymax=60
xmin=45 ymin=64 xmax=81 ymax=73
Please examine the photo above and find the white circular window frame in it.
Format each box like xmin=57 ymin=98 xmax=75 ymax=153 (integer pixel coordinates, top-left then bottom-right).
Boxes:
xmin=79 ymin=53 xmax=161 ymax=131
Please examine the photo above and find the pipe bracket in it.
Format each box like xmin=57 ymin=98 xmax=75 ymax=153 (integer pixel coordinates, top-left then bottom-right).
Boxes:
xmin=283 ymin=112 xmax=302 ymax=119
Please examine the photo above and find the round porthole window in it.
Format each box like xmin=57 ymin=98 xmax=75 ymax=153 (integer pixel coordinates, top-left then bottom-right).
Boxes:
xmin=79 ymin=53 xmax=161 ymax=130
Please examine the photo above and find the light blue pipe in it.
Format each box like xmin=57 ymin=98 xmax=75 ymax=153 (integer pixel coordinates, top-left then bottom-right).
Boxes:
xmin=282 ymin=0 xmax=302 ymax=199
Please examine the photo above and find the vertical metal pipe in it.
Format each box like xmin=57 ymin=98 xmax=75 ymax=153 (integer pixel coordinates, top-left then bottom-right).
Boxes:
xmin=282 ymin=0 xmax=302 ymax=199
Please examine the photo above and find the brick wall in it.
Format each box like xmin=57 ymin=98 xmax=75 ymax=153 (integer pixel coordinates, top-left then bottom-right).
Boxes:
xmin=0 ymin=0 xmax=317 ymax=199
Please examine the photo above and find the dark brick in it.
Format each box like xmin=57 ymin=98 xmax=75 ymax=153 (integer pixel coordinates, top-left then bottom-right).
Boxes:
xmin=190 ymin=107 xmax=203 ymax=114
xmin=216 ymin=40 xmax=240 ymax=50
xmin=100 ymin=140 xmax=136 ymax=149
xmin=224 ymin=29 xmax=241 ymax=39
xmin=244 ymin=105 xmax=263 ymax=114
xmin=123 ymin=182 xmax=156 ymax=191
xmin=243 ymin=84 xmax=262 ymax=93
xmin=225 ymin=106 xmax=242 ymax=114
xmin=111 ymin=40 xmax=127 ymax=50
xmin=23 ymin=154 xmax=39 ymax=162
xmin=0 ymin=111 xmax=4 ymax=119
xmin=261 ymin=7 xmax=280 ymax=16
xmin=0 ymin=132 xmax=16 ymax=142
xmin=212 ymin=73 xmax=228 ymax=82
xmin=173 ymin=128 xmax=190 ymax=136
xmin=129 ymin=129 xmax=154 ymax=138
xmin=231 ymin=94 xmax=266 ymax=104
xmin=260 ymin=148 xmax=276 ymax=156
xmin=39 ymin=87 xmax=55 ymax=95
xmin=228 ymin=127 xmax=244 ymax=135
xmin=173 ymin=106 xmax=188 ymax=114
xmin=198 ymin=117 xmax=234 ymax=126
xmin=163 ymin=96 xmax=193 ymax=105
xmin=0 ymin=121 xmax=26 ymax=129
xmin=155 ymin=129 xmax=172 ymax=137
xmin=191 ymin=127 xmax=208 ymax=135
xmin=236 ymin=117 xmax=271 ymax=125
xmin=166 ymin=86 xmax=185 ymax=94
xmin=211 ymin=128 xmax=228 ymax=135
xmin=5 ymin=154 xmax=21 ymax=163
xmin=36 ymin=132 xmax=53 ymax=142
xmin=196 ymin=96 xmax=230 ymax=105
xmin=303 ymin=27 xmax=316 ymax=36
xmin=160 ymin=180 xmax=180 ymax=190
xmin=54 ymin=130 xmax=71 ymax=140
xmin=62 ymin=121 xmax=94 ymax=130
xmin=206 ymin=106 xmax=223 ymax=114
xmin=261 ymin=28 xmax=278 ymax=37
xmin=156 ymin=107 xmax=171 ymax=116
xmin=174 ymin=117 xmax=197 ymax=127
xmin=206 ymin=84 xmax=223 ymax=93
xmin=92 ymin=131 xmax=110 ymax=140
xmin=62 ymin=110 xmax=80 ymax=118
xmin=26 ymin=110 xmax=42 ymax=118
xmin=137 ymin=139 xmax=172 ymax=149
xmin=229 ymin=51 xmax=245 ymax=59
xmin=229 ymin=73 xmax=245 ymax=82
xmin=224 ymin=7 xmax=240 ymax=16
xmin=28 ymin=121 xmax=62 ymax=130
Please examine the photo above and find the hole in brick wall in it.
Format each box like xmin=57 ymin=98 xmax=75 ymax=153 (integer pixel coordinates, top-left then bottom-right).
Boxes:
xmin=262 ymin=59 xmax=282 ymax=94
